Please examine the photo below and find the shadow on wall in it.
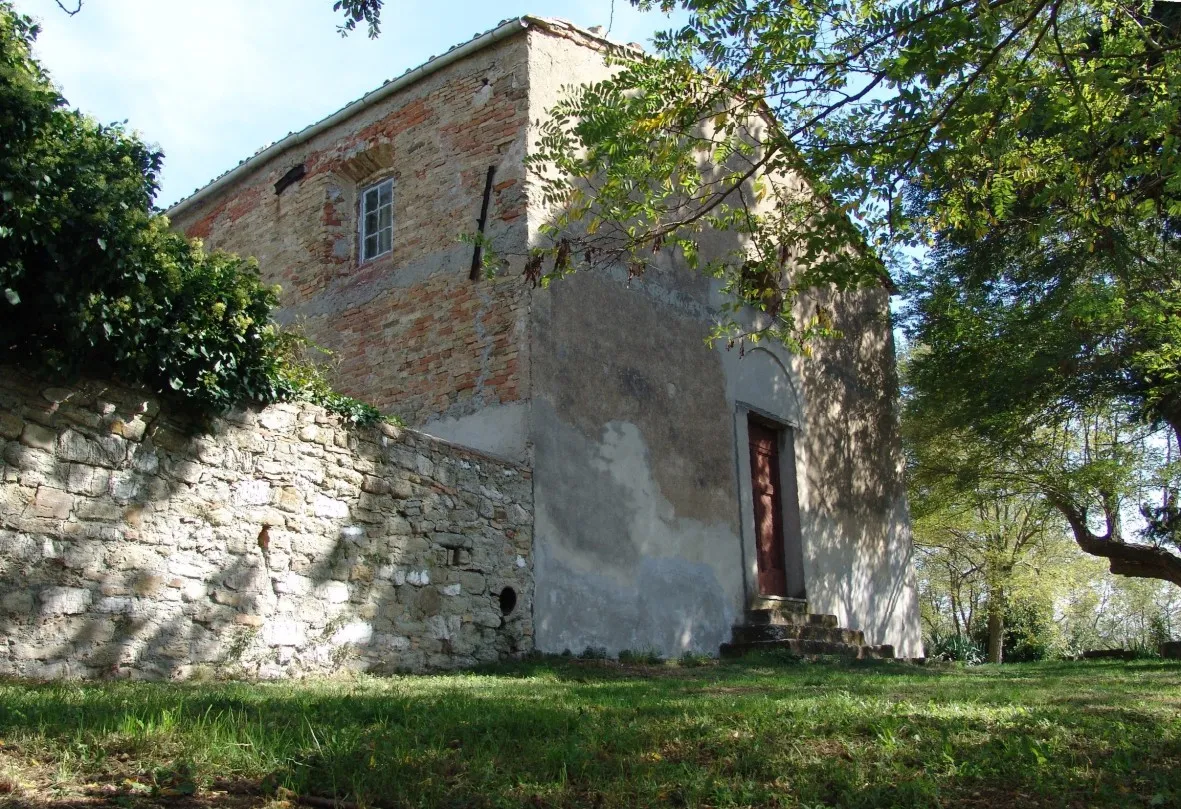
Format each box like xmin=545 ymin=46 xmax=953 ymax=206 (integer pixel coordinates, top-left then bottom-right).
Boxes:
xmin=0 ymin=368 xmax=534 ymax=679
xmin=793 ymin=286 xmax=921 ymax=655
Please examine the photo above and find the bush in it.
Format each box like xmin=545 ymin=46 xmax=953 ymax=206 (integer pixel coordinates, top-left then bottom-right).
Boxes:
xmin=926 ymin=632 xmax=984 ymax=664
xmin=618 ymin=648 xmax=663 ymax=665
xmin=677 ymin=651 xmax=712 ymax=668
xmin=0 ymin=5 xmax=383 ymax=425
xmin=970 ymin=597 xmax=1056 ymax=663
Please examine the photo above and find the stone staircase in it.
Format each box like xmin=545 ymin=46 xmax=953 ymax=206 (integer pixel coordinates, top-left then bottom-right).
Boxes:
xmin=720 ymin=597 xmax=895 ymax=660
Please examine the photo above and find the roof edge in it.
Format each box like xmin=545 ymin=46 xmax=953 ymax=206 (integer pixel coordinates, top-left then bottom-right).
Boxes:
xmin=166 ymin=16 xmax=532 ymax=219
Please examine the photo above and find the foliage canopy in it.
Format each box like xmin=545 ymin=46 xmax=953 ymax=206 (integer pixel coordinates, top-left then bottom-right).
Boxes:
xmin=0 ymin=5 xmax=383 ymax=424
xmin=530 ymin=0 xmax=1181 ymax=583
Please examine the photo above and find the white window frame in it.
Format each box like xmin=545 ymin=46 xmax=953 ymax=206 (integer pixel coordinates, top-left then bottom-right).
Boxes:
xmin=359 ymin=178 xmax=394 ymax=263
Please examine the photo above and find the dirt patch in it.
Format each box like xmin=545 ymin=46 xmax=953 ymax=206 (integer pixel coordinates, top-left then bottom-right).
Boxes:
xmin=0 ymin=756 xmax=271 ymax=809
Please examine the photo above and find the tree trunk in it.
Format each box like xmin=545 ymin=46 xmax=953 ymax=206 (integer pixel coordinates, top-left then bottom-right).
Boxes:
xmin=986 ymin=584 xmax=1004 ymax=664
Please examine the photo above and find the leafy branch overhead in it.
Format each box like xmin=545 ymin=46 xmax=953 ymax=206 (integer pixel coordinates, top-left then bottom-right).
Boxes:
xmin=524 ymin=1 xmax=1178 ymax=337
xmin=0 ymin=5 xmax=386 ymax=426
xmin=333 ymin=0 xmax=384 ymax=38
xmin=525 ymin=0 xmax=1181 ymax=582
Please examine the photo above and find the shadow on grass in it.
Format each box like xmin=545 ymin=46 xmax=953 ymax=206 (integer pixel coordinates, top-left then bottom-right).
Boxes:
xmin=1 ymin=658 xmax=1179 ymax=809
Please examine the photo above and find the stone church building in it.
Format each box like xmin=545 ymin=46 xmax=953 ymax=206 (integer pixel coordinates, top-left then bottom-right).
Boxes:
xmin=165 ymin=16 xmax=923 ymax=660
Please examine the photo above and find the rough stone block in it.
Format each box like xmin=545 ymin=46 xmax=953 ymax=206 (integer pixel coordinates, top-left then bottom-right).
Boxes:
xmin=320 ymin=581 xmax=351 ymax=604
xmin=5 ymin=442 xmax=55 ymax=474
xmin=313 ymin=494 xmax=349 ymax=519
xmin=274 ymin=572 xmax=314 ymax=595
xmin=433 ymin=532 xmax=472 ymax=550
xmin=40 ymin=586 xmax=92 ymax=615
xmin=0 ymin=412 xmax=23 ymax=440
xmin=74 ymin=498 xmax=124 ymax=522
xmin=58 ymin=429 xmax=127 ymax=468
xmin=108 ymin=471 xmax=146 ymax=503
xmin=20 ymin=422 xmax=56 ymax=451
xmin=133 ymin=574 xmax=168 ymax=597
xmin=258 ymin=410 xmax=297 ymax=432
xmin=94 ymin=597 xmax=134 ymax=615
xmin=41 ymin=387 xmax=77 ymax=404
xmin=110 ymin=418 xmax=147 ymax=442
xmin=30 ymin=486 xmax=73 ymax=519
xmin=1 ymin=590 xmax=34 ymax=614
xmin=330 ymin=621 xmax=374 ymax=646
xmin=65 ymin=464 xmax=110 ymax=496
xmin=263 ymin=619 xmax=307 ymax=646
xmin=232 ymin=479 xmax=272 ymax=506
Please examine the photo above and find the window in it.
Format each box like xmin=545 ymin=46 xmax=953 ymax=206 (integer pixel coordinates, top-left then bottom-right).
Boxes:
xmin=360 ymin=179 xmax=393 ymax=262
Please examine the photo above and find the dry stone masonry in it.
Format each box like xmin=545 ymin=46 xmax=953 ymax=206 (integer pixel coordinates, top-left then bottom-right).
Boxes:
xmin=0 ymin=369 xmax=533 ymax=679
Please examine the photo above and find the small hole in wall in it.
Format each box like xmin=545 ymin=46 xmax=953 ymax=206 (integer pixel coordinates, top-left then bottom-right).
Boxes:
xmin=499 ymin=586 xmax=517 ymax=617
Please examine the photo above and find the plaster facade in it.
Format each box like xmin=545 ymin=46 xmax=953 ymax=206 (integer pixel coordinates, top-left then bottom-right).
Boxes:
xmin=163 ymin=16 xmax=923 ymax=662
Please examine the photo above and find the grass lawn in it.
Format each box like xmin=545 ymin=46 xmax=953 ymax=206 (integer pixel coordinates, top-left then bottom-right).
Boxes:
xmin=0 ymin=657 xmax=1178 ymax=809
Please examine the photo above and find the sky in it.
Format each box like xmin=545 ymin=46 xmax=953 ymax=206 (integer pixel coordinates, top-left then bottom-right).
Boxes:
xmin=12 ymin=0 xmax=683 ymax=208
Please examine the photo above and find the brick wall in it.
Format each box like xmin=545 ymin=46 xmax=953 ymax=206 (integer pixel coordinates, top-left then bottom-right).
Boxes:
xmin=0 ymin=370 xmax=534 ymax=680
xmin=168 ymin=36 xmax=532 ymax=426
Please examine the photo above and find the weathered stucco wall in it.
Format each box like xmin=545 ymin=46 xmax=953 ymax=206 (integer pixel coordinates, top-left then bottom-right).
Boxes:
xmin=524 ymin=28 xmax=922 ymax=659
xmin=168 ymin=36 xmax=533 ymax=456
xmin=787 ymin=286 xmax=922 ymax=657
xmin=0 ymin=371 xmax=533 ymax=680
xmin=146 ymin=19 xmax=922 ymax=664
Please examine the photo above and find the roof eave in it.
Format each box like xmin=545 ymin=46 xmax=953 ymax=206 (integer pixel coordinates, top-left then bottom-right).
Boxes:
xmin=166 ymin=16 xmax=532 ymax=220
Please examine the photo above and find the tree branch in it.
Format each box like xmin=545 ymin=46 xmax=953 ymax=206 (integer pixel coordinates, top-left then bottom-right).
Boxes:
xmin=1051 ymin=494 xmax=1181 ymax=586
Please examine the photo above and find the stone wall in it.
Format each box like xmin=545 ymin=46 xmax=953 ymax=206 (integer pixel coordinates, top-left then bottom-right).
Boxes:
xmin=0 ymin=370 xmax=534 ymax=680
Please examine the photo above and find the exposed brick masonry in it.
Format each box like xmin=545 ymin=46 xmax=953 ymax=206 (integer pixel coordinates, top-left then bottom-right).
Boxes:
xmin=169 ymin=37 xmax=532 ymax=426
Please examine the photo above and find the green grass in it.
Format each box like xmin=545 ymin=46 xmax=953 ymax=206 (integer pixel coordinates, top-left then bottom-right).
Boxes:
xmin=1 ymin=658 xmax=1179 ymax=808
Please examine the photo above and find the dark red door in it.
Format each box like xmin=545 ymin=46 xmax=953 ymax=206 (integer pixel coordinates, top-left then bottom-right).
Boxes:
xmin=749 ymin=419 xmax=789 ymax=596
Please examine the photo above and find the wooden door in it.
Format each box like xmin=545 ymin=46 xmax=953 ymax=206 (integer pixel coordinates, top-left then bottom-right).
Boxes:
xmin=748 ymin=419 xmax=788 ymax=596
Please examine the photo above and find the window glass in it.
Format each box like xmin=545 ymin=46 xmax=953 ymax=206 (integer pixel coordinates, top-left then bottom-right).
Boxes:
xmin=360 ymin=179 xmax=393 ymax=262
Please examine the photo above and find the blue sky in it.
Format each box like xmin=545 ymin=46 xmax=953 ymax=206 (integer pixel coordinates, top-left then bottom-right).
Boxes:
xmin=13 ymin=0 xmax=682 ymax=208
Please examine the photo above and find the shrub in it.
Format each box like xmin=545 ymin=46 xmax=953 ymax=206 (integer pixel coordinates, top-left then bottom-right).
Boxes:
xmin=618 ymin=648 xmax=663 ymax=665
xmin=0 ymin=5 xmax=383 ymax=425
xmin=677 ymin=651 xmax=712 ymax=668
xmin=926 ymin=632 xmax=984 ymax=664
xmin=970 ymin=597 xmax=1057 ymax=663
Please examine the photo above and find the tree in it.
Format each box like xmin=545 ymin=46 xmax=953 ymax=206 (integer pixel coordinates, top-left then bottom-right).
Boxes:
xmin=523 ymin=0 xmax=1181 ymax=583
xmin=526 ymin=1 xmax=1180 ymax=332
xmin=0 ymin=4 xmax=381 ymax=422
xmin=911 ymin=487 xmax=1063 ymax=663
xmin=901 ymin=185 xmax=1181 ymax=583
xmin=333 ymin=0 xmax=384 ymax=38
xmin=905 ymin=379 xmax=1073 ymax=662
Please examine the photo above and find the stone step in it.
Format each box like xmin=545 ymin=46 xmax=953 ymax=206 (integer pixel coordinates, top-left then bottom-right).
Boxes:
xmin=720 ymin=639 xmax=896 ymax=660
xmin=748 ymin=596 xmax=808 ymax=613
xmin=731 ymin=623 xmax=865 ymax=646
xmin=744 ymin=608 xmax=839 ymax=628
